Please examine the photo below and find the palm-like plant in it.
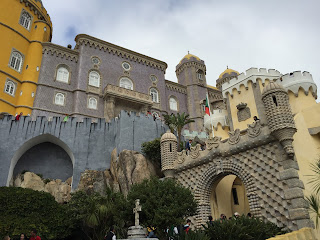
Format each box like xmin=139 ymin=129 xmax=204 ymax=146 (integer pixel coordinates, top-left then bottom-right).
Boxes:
xmin=307 ymin=158 xmax=320 ymax=228
xmin=163 ymin=113 xmax=195 ymax=151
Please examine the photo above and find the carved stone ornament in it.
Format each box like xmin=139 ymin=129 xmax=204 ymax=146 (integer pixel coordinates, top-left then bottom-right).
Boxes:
xmin=177 ymin=150 xmax=187 ymax=164
xmin=190 ymin=144 xmax=201 ymax=159
xmin=206 ymin=136 xmax=221 ymax=150
xmin=237 ymin=106 xmax=251 ymax=122
xmin=247 ymin=120 xmax=262 ymax=138
xmin=228 ymin=129 xmax=241 ymax=145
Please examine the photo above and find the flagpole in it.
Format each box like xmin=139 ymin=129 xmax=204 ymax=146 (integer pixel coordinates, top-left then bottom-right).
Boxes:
xmin=207 ymin=92 xmax=215 ymax=137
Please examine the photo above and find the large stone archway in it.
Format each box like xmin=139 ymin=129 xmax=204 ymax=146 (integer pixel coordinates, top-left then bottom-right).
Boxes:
xmin=194 ymin=162 xmax=261 ymax=227
xmin=7 ymin=134 xmax=75 ymax=187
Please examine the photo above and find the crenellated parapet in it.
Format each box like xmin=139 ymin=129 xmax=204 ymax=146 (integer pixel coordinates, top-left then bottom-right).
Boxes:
xmin=279 ymin=71 xmax=317 ymax=99
xmin=204 ymin=109 xmax=229 ymax=131
xmin=42 ymin=42 xmax=79 ymax=62
xmin=222 ymin=68 xmax=281 ymax=98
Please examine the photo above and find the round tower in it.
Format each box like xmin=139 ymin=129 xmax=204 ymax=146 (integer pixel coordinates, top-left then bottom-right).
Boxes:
xmin=160 ymin=130 xmax=177 ymax=178
xmin=261 ymin=82 xmax=297 ymax=157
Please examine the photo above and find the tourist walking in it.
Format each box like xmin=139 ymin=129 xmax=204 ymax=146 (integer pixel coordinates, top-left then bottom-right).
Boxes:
xmin=104 ymin=226 xmax=116 ymax=240
xmin=3 ymin=236 xmax=10 ymax=240
xmin=15 ymin=112 xmax=23 ymax=121
xmin=183 ymin=219 xmax=191 ymax=234
xmin=19 ymin=233 xmax=26 ymax=240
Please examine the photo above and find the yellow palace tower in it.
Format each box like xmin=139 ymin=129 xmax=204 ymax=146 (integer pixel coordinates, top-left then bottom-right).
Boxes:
xmin=0 ymin=0 xmax=52 ymax=116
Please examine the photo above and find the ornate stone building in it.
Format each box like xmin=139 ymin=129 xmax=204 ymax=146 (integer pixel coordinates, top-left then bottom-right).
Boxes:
xmin=30 ymin=34 xmax=222 ymax=134
xmin=160 ymin=67 xmax=320 ymax=232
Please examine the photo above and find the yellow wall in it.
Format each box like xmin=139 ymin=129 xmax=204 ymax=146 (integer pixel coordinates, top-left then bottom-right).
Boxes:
xmin=228 ymin=82 xmax=259 ymax=131
xmin=267 ymin=228 xmax=318 ymax=240
xmin=0 ymin=0 xmax=52 ymax=116
xmin=288 ymin=89 xmax=317 ymax=115
xmin=210 ymin=175 xmax=250 ymax=219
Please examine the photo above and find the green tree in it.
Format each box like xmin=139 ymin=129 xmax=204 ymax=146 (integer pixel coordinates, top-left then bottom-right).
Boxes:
xmin=67 ymin=188 xmax=128 ymax=240
xmin=307 ymin=158 xmax=320 ymax=228
xmin=202 ymin=215 xmax=286 ymax=240
xmin=141 ymin=138 xmax=161 ymax=167
xmin=126 ymin=177 xmax=197 ymax=238
xmin=163 ymin=113 xmax=195 ymax=151
xmin=0 ymin=187 xmax=72 ymax=240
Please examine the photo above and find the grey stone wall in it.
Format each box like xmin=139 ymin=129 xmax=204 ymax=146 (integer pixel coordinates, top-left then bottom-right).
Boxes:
xmin=0 ymin=111 xmax=166 ymax=189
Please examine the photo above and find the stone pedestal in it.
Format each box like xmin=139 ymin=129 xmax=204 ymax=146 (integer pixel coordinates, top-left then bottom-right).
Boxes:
xmin=127 ymin=225 xmax=146 ymax=239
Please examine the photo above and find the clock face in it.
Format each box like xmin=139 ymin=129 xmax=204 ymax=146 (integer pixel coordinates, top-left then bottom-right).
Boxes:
xmin=122 ymin=62 xmax=131 ymax=71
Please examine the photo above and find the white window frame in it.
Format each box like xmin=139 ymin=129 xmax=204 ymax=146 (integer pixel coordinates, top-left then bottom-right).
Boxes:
xmin=119 ymin=77 xmax=133 ymax=90
xmin=54 ymin=93 xmax=65 ymax=106
xmin=9 ymin=50 xmax=23 ymax=72
xmin=150 ymin=88 xmax=159 ymax=103
xmin=19 ymin=9 xmax=32 ymax=30
xmin=4 ymin=79 xmax=16 ymax=96
xmin=169 ymin=97 xmax=178 ymax=111
xmin=56 ymin=66 xmax=70 ymax=83
xmin=88 ymin=97 xmax=98 ymax=110
xmin=88 ymin=71 xmax=100 ymax=87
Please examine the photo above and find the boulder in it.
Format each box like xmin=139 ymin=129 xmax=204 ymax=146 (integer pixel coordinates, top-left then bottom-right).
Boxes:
xmin=19 ymin=172 xmax=45 ymax=191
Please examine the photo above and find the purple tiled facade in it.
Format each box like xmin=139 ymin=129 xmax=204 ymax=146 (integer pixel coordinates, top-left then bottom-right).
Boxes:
xmin=32 ymin=34 xmax=222 ymax=132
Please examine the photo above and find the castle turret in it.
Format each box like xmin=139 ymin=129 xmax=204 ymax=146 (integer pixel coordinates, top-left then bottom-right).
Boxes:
xmin=176 ymin=53 xmax=207 ymax=131
xmin=262 ymin=82 xmax=297 ymax=157
xmin=160 ymin=130 xmax=177 ymax=178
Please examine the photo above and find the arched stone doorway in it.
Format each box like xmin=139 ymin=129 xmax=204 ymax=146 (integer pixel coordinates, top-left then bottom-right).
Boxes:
xmin=7 ymin=134 xmax=75 ymax=187
xmin=194 ymin=163 xmax=261 ymax=227
xmin=210 ymin=175 xmax=250 ymax=219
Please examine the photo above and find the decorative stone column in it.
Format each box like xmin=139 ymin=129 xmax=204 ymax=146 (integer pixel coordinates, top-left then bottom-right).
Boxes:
xmin=104 ymin=96 xmax=115 ymax=122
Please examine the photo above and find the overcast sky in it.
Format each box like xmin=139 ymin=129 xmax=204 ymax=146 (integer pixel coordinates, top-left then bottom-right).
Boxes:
xmin=42 ymin=0 xmax=319 ymax=96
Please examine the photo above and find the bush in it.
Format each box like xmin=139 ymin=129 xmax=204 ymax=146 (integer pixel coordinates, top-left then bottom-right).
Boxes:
xmin=203 ymin=215 xmax=287 ymax=240
xmin=141 ymin=138 xmax=161 ymax=166
xmin=0 ymin=187 xmax=72 ymax=240
xmin=66 ymin=188 xmax=129 ymax=240
xmin=126 ymin=177 xmax=197 ymax=238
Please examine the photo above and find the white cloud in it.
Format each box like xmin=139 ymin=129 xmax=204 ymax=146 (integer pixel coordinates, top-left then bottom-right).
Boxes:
xmin=43 ymin=0 xmax=320 ymax=97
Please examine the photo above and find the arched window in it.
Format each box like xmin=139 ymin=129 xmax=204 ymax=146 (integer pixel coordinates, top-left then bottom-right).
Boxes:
xmin=9 ymin=51 xmax=23 ymax=72
xmin=89 ymin=71 xmax=100 ymax=87
xmin=19 ymin=11 xmax=32 ymax=30
xmin=197 ymin=70 xmax=204 ymax=80
xmin=120 ymin=77 xmax=133 ymax=90
xmin=55 ymin=93 xmax=65 ymax=106
xmin=88 ymin=97 xmax=97 ymax=109
xmin=56 ymin=67 xmax=70 ymax=83
xmin=150 ymin=88 xmax=159 ymax=103
xmin=4 ymin=80 xmax=16 ymax=96
xmin=169 ymin=97 xmax=178 ymax=111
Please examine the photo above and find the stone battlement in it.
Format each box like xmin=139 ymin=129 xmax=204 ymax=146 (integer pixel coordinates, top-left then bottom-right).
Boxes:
xmin=222 ymin=68 xmax=281 ymax=97
xmin=279 ymin=71 xmax=317 ymax=98
xmin=0 ymin=111 xmax=166 ymax=189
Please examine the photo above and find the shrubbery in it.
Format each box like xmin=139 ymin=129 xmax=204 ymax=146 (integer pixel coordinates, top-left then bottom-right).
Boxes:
xmin=202 ymin=215 xmax=286 ymax=240
xmin=0 ymin=187 xmax=72 ymax=240
xmin=141 ymin=137 xmax=161 ymax=166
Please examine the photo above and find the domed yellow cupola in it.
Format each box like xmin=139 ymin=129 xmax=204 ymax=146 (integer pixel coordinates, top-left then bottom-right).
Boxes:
xmin=179 ymin=53 xmax=201 ymax=63
xmin=216 ymin=67 xmax=239 ymax=89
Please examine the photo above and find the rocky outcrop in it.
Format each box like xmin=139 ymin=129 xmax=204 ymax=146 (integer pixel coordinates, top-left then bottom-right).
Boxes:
xmin=13 ymin=149 xmax=159 ymax=201
xmin=13 ymin=172 xmax=72 ymax=203
xmin=79 ymin=149 xmax=158 ymax=196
